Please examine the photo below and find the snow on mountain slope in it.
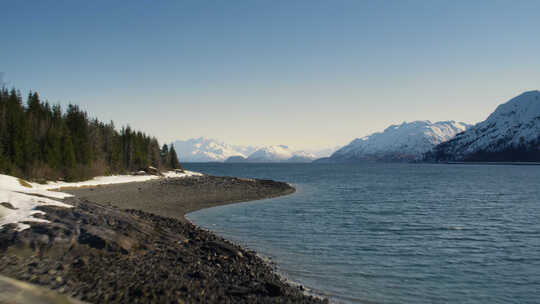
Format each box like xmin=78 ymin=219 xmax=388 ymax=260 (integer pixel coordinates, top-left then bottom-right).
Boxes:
xmin=244 ymin=145 xmax=315 ymax=162
xmin=430 ymin=90 xmax=540 ymax=161
xmin=330 ymin=120 xmax=470 ymax=161
xmin=248 ymin=145 xmax=293 ymax=162
xmin=173 ymin=138 xmax=257 ymax=162
xmin=174 ymin=138 xmax=332 ymax=162
xmin=306 ymin=146 xmax=341 ymax=158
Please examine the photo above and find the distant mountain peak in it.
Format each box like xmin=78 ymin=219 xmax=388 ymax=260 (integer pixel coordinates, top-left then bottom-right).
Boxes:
xmin=174 ymin=138 xmax=332 ymax=163
xmin=173 ymin=138 xmax=257 ymax=162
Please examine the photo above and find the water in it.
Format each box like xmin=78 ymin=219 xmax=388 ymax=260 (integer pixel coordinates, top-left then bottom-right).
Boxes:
xmin=184 ymin=163 xmax=540 ymax=304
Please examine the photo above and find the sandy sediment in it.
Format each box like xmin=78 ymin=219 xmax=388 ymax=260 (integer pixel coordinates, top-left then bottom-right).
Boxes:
xmin=0 ymin=175 xmax=325 ymax=304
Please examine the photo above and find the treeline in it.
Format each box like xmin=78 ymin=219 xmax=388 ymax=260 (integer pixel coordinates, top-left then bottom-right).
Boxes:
xmin=425 ymin=137 xmax=540 ymax=162
xmin=0 ymin=87 xmax=181 ymax=181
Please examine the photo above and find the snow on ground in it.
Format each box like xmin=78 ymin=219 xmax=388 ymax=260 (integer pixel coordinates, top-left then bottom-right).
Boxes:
xmin=0 ymin=170 xmax=203 ymax=231
xmin=0 ymin=174 xmax=73 ymax=231
xmin=162 ymin=170 xmax=203 ymax=178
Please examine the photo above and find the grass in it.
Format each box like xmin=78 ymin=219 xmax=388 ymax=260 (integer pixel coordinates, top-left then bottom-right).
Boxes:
xmin=50 ymin=184 xmax=101 ymax=192
xmin=18 ymin=178 xmax=33 ymax=188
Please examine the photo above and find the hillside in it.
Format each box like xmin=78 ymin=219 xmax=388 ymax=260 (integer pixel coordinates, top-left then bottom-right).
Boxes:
xmin=427 ymin=91 xmax=540 ymax=162
xmin=325 ymin=120 xmax=469 ymax=162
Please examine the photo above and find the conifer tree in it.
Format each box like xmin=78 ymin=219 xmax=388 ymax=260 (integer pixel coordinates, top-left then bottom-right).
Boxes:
xmin=161 ymin=144 xmax=169 ymax=168
xmin=169 ymin=145 xmax=181 ymax=169
xmin=61 ymin=126 xmax=76 ymax=170
xmin=0 ymin=86 xmax=182 ymax=180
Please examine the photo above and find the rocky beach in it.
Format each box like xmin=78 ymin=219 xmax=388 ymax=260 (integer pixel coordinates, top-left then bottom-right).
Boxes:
xmin=0 ymin=175 xmax=326 ymax=303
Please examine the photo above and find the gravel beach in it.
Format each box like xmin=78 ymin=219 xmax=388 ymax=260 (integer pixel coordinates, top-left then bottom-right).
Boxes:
xmin=0 ymin=175 xmax=326 ymax=304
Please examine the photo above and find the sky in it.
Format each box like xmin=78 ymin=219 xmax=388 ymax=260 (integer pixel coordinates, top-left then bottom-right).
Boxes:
xmin=2 ymin=0 xmax=540 ymax=150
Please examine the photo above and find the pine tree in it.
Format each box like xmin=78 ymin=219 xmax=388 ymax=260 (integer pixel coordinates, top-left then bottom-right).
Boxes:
xmin=61 ymin=126 xmax=76 ymax=171
xmin=169 ymin=145 xmax=181 ymax=169
xmin=161 ymin=144 xmax=169 ymax=168
xmin=0 ymin=86 xmax=182 ymax=180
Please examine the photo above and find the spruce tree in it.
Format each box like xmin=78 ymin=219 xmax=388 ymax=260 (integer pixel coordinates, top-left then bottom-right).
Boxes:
xmin=169 ymin=145 xmax=181 ymax=169
xmin=61 ymin=126 xmax=76 ymax=170
xmin=161 ymin=144 xmax=169 ymax=168
xmin=0 ymin=86 xmax=182 ymax=180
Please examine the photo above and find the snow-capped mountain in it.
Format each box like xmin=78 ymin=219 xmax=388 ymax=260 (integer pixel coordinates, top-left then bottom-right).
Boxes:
xmin=173 ymin=138 xmax=257 ymax=162
xmin=247 ymin=145 xmax=294 ymax=162
xmin=325 ymin=120 xmax=470 ymax=162
xmin=428 ymin=90 xmax=540 ymax=162
xmin=247 ymin=145 xmax=315 ymax=162
xmin=223 ymin=145 xmax=316 ymax=163
xmin=173 ymin=138 xmax=321 ymax=163
xmin=305 ymin=146 xmax=342 ymax=158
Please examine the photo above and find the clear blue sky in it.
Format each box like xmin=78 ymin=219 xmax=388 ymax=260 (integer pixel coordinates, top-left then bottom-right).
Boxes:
xmin=2 ymin=0 xmax=540 ymax=149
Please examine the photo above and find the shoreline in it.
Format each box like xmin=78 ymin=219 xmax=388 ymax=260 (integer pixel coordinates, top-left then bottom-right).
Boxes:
xmin=445 ymin=161 xmax=540 ymax=166
xmin=62 ymin=175 xmax=296 ymax=223
xmin=0 ymin=174 xmax=326 ymax=303
xmin=181 ymin=182 xmax=329 ymax=302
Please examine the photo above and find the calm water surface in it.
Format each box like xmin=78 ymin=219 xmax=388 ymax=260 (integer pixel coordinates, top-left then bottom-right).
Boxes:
xmin=184 ymin=163 xmax=540 ymax=304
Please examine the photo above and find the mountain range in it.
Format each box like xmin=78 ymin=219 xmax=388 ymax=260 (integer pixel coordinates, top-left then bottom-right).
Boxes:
xmin=173 ymin=138 xmax=337 ymax=163
xmin=173 ymin=138 xmax=258 ymax=162
xmin=174 ymin=91 xmax=540 ymax=164
xmin=226 ymin=145 xmax=316 ymax=163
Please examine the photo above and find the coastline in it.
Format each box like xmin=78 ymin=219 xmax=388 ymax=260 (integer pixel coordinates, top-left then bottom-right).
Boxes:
xmin=62 ymin=174 xmax=296 ymax=223
xmin=0 ymin=174 xmax=325 ymax=303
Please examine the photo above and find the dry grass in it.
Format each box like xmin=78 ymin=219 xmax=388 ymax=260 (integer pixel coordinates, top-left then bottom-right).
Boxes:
xmin=18 ymin=178 xmax=33 ymax=188
xmin=49 ymin=184 xmax=102 ymax=192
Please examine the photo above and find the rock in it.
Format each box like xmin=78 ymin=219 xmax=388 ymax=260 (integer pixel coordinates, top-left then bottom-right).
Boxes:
xmin=227 ymin=285 xmax=251 ymax=296
xmin=0 ymin=176 xmax=324 ymax=304
xmin=0 ymin=202 xmax=17 ymax=210
xmin=77 ymin=229 xmax=106 ymax=250
xmin=145 ymin=166 xmax=160 ymax=175
xmin=0 ymin=275 xmax=87 ymax=304
xmin=264 ymin=282 xmax=282 ymax=297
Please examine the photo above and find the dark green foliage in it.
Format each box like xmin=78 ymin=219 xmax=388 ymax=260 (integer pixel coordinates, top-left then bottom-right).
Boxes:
xmin=169 ymin=145 xmax=181 ymax=169
xmin=160 ymin=144 xmax=169 ymax=167
xmin=425 ymin=136 xmax=540 ymax=162
xmin=0 ymin=87 xmax=181 ymax=181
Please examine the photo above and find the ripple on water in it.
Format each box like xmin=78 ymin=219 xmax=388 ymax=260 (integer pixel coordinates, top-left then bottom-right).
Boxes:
xmin=186 ymin=163 xmax=540 ymax=304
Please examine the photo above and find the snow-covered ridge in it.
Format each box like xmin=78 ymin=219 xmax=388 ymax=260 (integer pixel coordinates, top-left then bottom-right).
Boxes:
xmin=430 ymin=90 xmax=540 ymax=160
xmin=330 ymin=120 xmax=470 ymax=161
xmin=243 ymin=145 xmax=315 ymax=162
xmin=174 ymin=137 xmax=337 ymax=162
xmin=0 ymin=171 xmax=202 ymax=231
xmin=173 ymin=138 xmax=257 ymax=162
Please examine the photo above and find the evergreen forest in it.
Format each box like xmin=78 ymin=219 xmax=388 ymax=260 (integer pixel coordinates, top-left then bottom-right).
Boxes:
xmin=0 ymin=87 xmax=181 ymax=181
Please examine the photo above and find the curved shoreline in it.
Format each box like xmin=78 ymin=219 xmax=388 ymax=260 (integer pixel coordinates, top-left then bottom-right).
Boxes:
xmin=0 ymin=175 xmax=325 ymax=304
xmin=63 ymin=175 xmax=296 ymax=223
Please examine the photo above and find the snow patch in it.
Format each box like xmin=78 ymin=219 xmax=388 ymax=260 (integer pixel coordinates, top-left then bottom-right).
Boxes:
xmin=0 ymin=170 xmax=203 ymax=231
